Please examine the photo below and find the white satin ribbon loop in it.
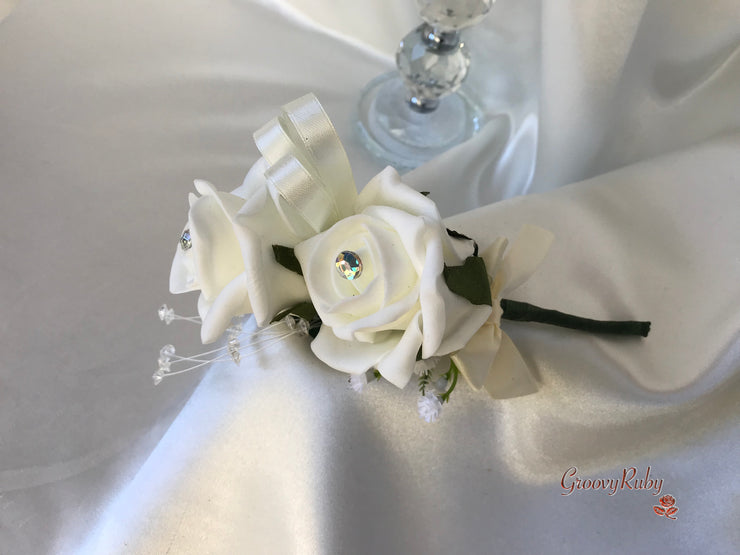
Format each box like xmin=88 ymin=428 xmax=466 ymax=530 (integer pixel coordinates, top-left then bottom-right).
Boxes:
xmin=494 ymin=224 xmax=554 ymax=298
xmin=483 ymin=332 xmax=539 ymax=399
xmin=451 ymin=323 xmax=500 ymax=389
xmin=454 ymin=225 xmax=553 ymax=398
xmin=264 ymin=156 xmax=333 ymax=236
xmin=254 ymin=94 xmax=356 ymax=236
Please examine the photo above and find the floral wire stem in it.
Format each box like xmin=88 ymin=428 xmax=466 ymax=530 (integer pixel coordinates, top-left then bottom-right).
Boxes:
xmin=155 ymin=309 xmax=302 ymax=384
xmin=158 ymin=328 xmax=296 ymax=376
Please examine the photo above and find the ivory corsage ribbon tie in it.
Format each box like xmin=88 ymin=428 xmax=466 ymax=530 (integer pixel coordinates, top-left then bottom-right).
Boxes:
xmin=157 ymin=94 xmax=650 ymax=422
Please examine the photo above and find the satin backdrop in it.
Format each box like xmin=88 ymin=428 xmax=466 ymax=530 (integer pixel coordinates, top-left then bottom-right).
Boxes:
xmin=1 ymin=1 xmax=739 ymax=553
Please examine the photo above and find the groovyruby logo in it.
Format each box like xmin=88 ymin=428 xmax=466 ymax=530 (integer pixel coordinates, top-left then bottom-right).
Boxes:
xmin=560 ymin=466 xmax=678 ymax=521
xmin=653 ymin=494 xmax=679 ymax=520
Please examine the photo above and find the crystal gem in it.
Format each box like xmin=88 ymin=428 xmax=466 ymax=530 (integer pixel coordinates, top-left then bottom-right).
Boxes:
xmin=158 ymin=304 xmax=175 ymax=325
xmin=158 ymin=357 xmax=171 ymax=372
xmin=397 ymin=25 xmax=470 ymax=105
xmin=179 ymin=228 xmax=192 ymax=250
xmin=160 ymin=344 xmax=176 ymax=359
xmin=295 ymin=318 xmax=309 ymax=336
xmin=335 ymin=251 xmax=363 ymax=280
xmin=152 ymin=370 xmax=164 ymax=386
xmin=226 ymin=324 xmax=242 ymax=339
xmin=228 ymin=337 xmax=241 ymax=365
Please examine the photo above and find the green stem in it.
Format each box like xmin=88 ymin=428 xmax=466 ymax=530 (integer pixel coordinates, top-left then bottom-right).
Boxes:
xmin=439 ymin=359 xmax=460 ymax=403
xmin=500 ymin=299 xmax=650 ymax=337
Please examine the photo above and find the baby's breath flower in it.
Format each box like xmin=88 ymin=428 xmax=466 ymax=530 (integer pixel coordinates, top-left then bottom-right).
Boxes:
xmin=417 ymin=392 xmax=443 ymax=423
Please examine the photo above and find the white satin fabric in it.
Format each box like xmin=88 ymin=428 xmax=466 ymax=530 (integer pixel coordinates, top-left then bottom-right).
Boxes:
xmin=1 ymin=1 xmax=739 ymax=553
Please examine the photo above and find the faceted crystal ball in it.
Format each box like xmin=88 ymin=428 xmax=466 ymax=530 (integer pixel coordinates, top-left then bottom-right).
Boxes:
xmin=397 ymin=25 xmax=471 ymax=105
xmin=416 ymin=0 xmax=494 ymax=31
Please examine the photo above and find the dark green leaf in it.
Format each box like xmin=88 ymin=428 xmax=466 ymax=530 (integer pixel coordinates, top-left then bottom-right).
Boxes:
xmin=443 ymin=256 xmax=492 ymax=306
xmin=272 ymin=244 xmax=303 ymax=276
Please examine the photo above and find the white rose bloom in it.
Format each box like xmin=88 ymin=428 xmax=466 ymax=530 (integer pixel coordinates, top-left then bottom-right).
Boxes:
xmin=169 ymin=159 xmax=310 ymax=343
xmin=294 ymin=167 xmax=491 ymax=389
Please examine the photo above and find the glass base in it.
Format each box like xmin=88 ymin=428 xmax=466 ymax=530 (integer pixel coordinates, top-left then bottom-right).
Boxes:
xmin=356 ymin=72 xmax=484 ymax=171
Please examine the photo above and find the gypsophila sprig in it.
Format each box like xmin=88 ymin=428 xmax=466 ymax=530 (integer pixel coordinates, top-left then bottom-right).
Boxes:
xmin=418 ymin=392 xmax=443 ymax=423
xmin=348 ymin=373 xmax=368 ymax=393
xmin=418 ymin=370 xmax=432 ymax=397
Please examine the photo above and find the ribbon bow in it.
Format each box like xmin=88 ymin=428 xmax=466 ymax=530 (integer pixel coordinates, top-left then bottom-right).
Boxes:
xmin=452 ymin=225 xmax=554 ymax=398
xmin=254 ymin=94 xmax=357 ymax=238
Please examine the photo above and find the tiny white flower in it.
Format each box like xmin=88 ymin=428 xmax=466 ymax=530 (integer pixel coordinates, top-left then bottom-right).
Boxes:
xmin=348 ymin=372 xmax=368 ymax=393
xmin=417 ymin=392 xmax=443 ymax=423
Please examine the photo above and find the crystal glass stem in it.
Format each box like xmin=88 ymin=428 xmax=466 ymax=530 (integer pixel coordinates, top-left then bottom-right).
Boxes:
xmin=356 ymin=1 xmax=494 ymax=170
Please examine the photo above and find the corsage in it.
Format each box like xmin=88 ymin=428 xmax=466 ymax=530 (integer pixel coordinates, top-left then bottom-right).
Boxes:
xmin=157 ymin=94 xmax=650 ymax=422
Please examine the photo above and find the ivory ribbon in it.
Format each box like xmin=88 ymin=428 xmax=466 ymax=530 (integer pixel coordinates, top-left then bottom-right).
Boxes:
xmin=253 ymin=94 xmax=357 ymax=237
xmin=452 ymin=225 xmax=554 ymax=399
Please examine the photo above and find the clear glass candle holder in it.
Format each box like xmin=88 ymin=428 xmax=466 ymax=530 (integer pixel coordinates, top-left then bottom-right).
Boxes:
xmin=356 ymin=0 xmax=494 ymax=171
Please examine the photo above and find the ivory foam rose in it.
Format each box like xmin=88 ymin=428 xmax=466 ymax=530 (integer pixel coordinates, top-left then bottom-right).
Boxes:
xmin=294 ymin=167 xmax=491 ymax=388
xmin=169 ymin=160 xmax=310 ymax=343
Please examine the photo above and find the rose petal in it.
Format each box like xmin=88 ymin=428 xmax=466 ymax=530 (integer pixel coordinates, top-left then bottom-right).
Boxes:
xmin=232 ymin=224 xmax=309 ymax=327
xmin=376 ymin=312 xmax=424 ymax=388
xmin=193 ymin=180 xmax=243 ymax=219
xmin=339 ymin=288 xmax=420 ymax=341
xmin=200 ymin=273 xmax=253 ymax=344
xmin=197 ymin=292 xmax=212 ymax=321
xmin=231 ymin=157 xmax=269 ymax=200
xmin=311 ymin=326 xmax=400 ymax=375
xmin=361 ymin=205 xmax=432 ymax=274
xmin=357 ymin=166 xmax=441 ymax=222
xmin=419 ymin=234 xmax=446 ymax=355
xmin=189 ymin=191 xmax=245 ymax=301
xmin=169 ymin=233 xmax=199 ymax=294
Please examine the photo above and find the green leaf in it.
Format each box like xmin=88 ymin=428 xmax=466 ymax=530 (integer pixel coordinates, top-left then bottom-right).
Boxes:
xmin=420 ymin=191 xmax=430 ymax=196
xmin=272 ymin=244 xmax=303 ymax=276
xmin=443 ymin=256 xmax=492 ymax=306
